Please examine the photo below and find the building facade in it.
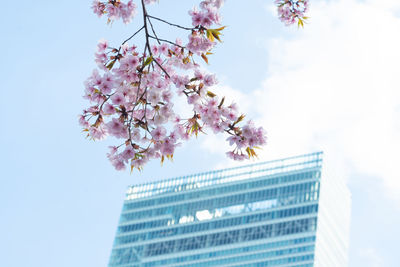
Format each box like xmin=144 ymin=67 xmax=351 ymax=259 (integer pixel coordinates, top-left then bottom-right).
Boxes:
xmin=108 ymin=152 xmax=351 ymax=267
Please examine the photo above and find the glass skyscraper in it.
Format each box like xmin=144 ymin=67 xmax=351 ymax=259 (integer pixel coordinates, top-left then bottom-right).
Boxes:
xmin=108 ymin=152 xmax=351 ymax=267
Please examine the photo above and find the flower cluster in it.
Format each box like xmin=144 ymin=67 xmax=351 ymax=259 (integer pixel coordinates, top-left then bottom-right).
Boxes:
xmin=82 ymin=0 xmax=267 ymax=171
xmin=189 ymin=0 xmax=223 ymax=28
xmin=92 ymin=0 xmax=137 ymax=24
xmin=275 ymin=0 xmax=309 ymax=26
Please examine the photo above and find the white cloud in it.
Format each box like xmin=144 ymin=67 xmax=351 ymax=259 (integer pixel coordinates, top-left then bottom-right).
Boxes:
xmin=202 ymin=0 xmax=400 ymax=205
xmin=358 ymin=248 xmax=385 ymax=267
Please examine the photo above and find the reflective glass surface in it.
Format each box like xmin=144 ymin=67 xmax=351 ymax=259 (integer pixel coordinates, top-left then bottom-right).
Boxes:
xmin=109 ymin=152 xmax=325 ymax=267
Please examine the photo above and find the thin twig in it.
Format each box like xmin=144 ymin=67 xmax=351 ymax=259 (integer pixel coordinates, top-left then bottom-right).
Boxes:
xmin=121 ymin=26 xmax=145 ymax=47
xmin=141 ymin=0 xmax=152 ymax=54
xmin=153 ymin=58 xmax=170 ymax=78
xmin=147 ymin=16 xmax=161 ymax=45
xmin=148 ymin=35 xmax=185 ymax=49
xmin=140 ymin=0 xmax=170 ymax=78
xmin=147 ymin=15 xmax=194 ymax=31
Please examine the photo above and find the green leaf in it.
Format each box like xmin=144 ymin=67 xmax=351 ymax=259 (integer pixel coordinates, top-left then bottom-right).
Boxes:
xmin=106 ymin=60 xmax=116 ymax=70
xmin=218 ymin=97 xmax=225 ymax=109
xmin=182 ymin=57 xmax=190 ymax=64
xmin=205 ymin=27 xmax=226 ymax=43
xmin=211 ymin=30 xmax=222 ymax=42
xmin=207 ymin=91 xmax=216 ymax=97
xmin=214 ymin=26 xmax=227 ymax=31
xmin=201 ymin=53 xmax=209 ymax=64
xmin=143 ymin=56 xmax=153 ymax=66
xmin=298 ymin=18 xmax=304 ymax=28
xmin=206 ymin=29 xmax=215 ymax=42
xmin=235 ymin=114 xmax=245 ymax=124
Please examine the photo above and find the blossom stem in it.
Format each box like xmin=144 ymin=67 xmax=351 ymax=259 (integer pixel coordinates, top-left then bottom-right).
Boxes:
xmin=147 ymin=15 xmax=194 ymax=31
xmin=146 ymin=16 xmax=161 ymax=45
xmin=121 ymin=26 xmax=145 ymax=47
xmin=148 ymin=35 xmax=185 ymax=49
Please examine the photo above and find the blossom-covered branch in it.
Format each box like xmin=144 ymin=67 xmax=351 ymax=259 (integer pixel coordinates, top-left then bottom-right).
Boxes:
xmin=275 ymin=0 xmax=309 ymax=27
xmin=82 ymin=0 xmax=307 ymax=171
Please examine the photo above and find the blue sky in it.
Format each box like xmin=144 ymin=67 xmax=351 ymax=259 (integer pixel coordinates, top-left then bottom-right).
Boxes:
xmin=1 ymin=0 xmax=399 ymax=266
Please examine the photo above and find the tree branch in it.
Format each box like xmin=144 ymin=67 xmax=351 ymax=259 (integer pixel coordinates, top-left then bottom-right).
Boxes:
xmin=121 ymin=26 xmax=145 ymax=47
xmin=147 ymin=15 xmax=194 ymax=31
xmin=148 ymin=35 xmax=185 ymax=49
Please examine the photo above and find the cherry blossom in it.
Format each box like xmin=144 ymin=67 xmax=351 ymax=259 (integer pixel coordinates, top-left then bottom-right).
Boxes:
xmin=92 ymin=0 xmax=137 ymax=24
xmin=275 ymin=0 xmax=309 ymax=27
xmin=81 ymin=0 xmax=307 ymax=171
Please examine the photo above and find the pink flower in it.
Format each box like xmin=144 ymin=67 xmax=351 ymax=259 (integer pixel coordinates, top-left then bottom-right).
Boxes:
xmin=229 ymin=103 xmax=238 ymax=112
xmin=126 ymin=55 xmax=140 ymax=69
xmin=108 ymin=146 xmax=118 ymax=155
xmin=204 ymin=74 xmax=217 ymax=86
xmin=132 ymin=157 xmax=148 ymax=169
xmin=151 ymin=126 xmax=166 ymax=141
xmin=225 ymin=110 xmax=238 ymax=122
xmin=186 ymin=33 xmax=214 ymax=55
xmin=106 ymin=118 xmax=127 ymax=138
xmin=92 ymin=1 xmax=105 ymax=17
xmin=227 ymin=135 xmax=240 ymax=146
xmin=151 ymin=45 xmax=159 ymax=56
xmin=131 ymin=128 xmax=141 ymax=142
xmin=147 ymin=90 xmax=160 ymax=106
xmin=89 ymin=125 xmax=107 ymax=140
xmin=79 ymin=115 xmax=89 ymax=128
xmin=162 ymin=90 xmax=172 ymax=102
xmin=188 ymin=94 xmax=200 ymax=104
xmin=275 ymin=0 xmax=309 ymax=26
xmin=111 ymin=93 xmax=125 ymax=105
xmin=194 ymin=69 xmax=205 ymax=80
xmin=109 ymin=155 xmax=126 ymax=170
xmin=192 ymin=13 xmax=203 ymax=26
xmin=226 ymin=151 xmax=235 ymax=159
xmin=121 ymin=145 xmax=135 ymax=160
xmin=169 ymin=130 xmax=179 ymax=142
xmin=207 ymin=98 xmax=219 ymax=107
xmin=242 ymin=125 xmax=253 ymax=139
xmin=159 ymin=43 xmax=169 ymax=55
xmin=160 ymin=138 xmax=175 ymax=155
xmin=120 ymin=1 xmax=137 ymax=24
xmin=106 ymin=4 xmax=118 ymax=20
xmin=103 ymin=103 xmax=115 ymax=114
xmin=97 ymin=39 xmax=108 ymax=52
xmin=211 ymin=123 xmax=224 ymax=133
xmin=172 ymin=75 xmax=189 ymax=89
xmin=201 ymin=13 xmax=213 ymax=28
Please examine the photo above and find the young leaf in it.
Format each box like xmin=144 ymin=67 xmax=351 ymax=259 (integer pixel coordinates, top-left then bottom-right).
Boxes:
xmin=211 ymin=30 xmax=222 ymax=42
xmin=298 ymin=18 xmax=304 ymax=28
xmin=201 ymin=53 xmax=209 ymax=64
xmin=207 ymin=91 xmax=216 ymax=97
xmin=106 ymin=60 xmax=116 ymax=70
xmin=143 ymin=56 xmax=153 ymax=66
xmin=182 ymin=57 xmax=190 ymax=64
xmin=206 ymin=29 xmax=215 ymax=42
xmin=218 ymin=97 xmax=225 ymax=109
xmin=215 ymin=26 xmax=227 ymax=31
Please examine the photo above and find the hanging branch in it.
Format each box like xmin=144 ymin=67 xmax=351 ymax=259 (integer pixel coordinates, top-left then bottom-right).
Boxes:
xmin=82 ymin=0 xmax=309 ymax=171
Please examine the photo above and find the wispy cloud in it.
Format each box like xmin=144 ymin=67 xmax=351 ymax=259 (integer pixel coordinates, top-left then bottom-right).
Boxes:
xmin=202 ymin=0 xmax=400 ymax=205
xmin=359 ymin=247 xmax=385 ymax=267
